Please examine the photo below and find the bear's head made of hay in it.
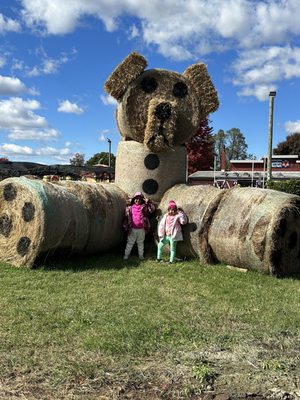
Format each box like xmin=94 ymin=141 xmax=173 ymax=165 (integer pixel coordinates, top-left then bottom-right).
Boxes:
xmin=104 ymin=52 xmax=219 ymax=153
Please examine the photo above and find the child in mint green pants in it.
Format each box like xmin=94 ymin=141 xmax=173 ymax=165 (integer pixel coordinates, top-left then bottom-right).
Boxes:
xmin=157 ymin=200 xmax=187 ymax=263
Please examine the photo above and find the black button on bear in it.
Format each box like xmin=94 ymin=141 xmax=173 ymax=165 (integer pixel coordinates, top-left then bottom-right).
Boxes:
xmin=144 ymin=154 xmax=160 ymax=170
xmin=142 ymin=179 xmax=158 ymax=195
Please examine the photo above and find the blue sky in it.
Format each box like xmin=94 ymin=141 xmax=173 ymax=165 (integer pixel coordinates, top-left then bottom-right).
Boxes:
xmin=0 ymin=0 xmax=300 ymax=165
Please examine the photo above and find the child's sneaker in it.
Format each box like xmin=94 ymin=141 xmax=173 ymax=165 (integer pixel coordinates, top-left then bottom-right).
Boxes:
xmin=156 ymin=259 xmax=163 ymax=263
xmin=123 ymin=255 xmax=129 ymax=260
xmin=139 ymin=256 xmax=145 ymax=260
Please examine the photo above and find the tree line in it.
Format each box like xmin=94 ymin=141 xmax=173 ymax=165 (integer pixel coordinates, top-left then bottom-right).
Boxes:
xmin=70 ymin=122 xmax=300 ymax=173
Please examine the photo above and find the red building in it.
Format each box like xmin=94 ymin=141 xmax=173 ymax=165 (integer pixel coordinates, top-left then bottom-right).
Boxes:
xmin=188 ymin=155 xmax=300 ymax=188
xmin=230 ymin=155 xmax=300 ymax=172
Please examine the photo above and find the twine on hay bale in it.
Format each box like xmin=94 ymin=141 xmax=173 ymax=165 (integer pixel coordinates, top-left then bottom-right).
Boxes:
xmin=0 ymin=177 xmax=127 ymax=267
xmin=104 ymin=52 xmax=147 ymax=101
xmin=208 ymin=187 xmax=300 ymax=276
xmin=60 ymin=181 xmax=127 ymax=253
xmin=158 ymin=184 xmax=225 ymax=263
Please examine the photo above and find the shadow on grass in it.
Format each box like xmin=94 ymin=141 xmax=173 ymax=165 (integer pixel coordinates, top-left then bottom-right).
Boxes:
xmin=37 ymin=251 xmax=146 ymax=272
xmin=37 ymin=237 xmax=158 ymax=272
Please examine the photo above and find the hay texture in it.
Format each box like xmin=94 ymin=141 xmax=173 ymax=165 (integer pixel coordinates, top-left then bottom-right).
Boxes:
xmin=104 ymin=52 xmax=147 ymax=101
xmin=183 ymin=63 xmax=219 ymax=116
xmin=158 ymin=184 xmax=225 ymax=263
xmin=105 ymin=52 xmax=219 ymax=153
xmin=208 ymin=187 xmax=300 ymax=276
xmin=115 ymin=141 xmax=187 ymax=202
xmin=60 ymin=181 xmax=126 ymax=253
xmin=0 ymin=177 xmax=126 ymax=267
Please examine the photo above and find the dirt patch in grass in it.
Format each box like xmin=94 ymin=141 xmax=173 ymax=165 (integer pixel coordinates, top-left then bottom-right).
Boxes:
xmin=1 ymin=340 xmax=299 ymax=399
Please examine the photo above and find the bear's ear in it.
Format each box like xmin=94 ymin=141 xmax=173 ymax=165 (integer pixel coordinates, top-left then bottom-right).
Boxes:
xmin=183 ymin=63 xmax=219 ymax=115
xmin=104 ymin=52 xmax=147 ymax=101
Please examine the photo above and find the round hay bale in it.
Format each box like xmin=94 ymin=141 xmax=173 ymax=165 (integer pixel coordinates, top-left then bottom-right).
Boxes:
xmin=59 ymin=181 xmax=127 ymax=253
xmin=115 ymin=141 xmax=187 ymax=202
xmin=0 ymin=178 xmax=127 ymax=267
xmin=158 ymin=184 xmax=225 ymax=263
xmin=0 ymin=177 xmax=89 ymax=267
xmin=208 ymin=187 xmax=300 ymax=276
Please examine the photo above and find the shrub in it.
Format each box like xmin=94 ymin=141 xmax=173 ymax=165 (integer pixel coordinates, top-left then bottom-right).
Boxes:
xmin=267 ymin=179 xmax=300 ymax=196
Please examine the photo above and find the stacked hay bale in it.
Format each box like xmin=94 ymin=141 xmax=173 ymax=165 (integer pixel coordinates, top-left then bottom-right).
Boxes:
xmin=115 ymin=141 xmax=187 ymax=202
xmin=158 ymin=184 xmax=225 ymax=263
xmin=0 ymin=177 xmax=127 ymax=267
xmin=208 ymin=187 xmax=300 ymax=276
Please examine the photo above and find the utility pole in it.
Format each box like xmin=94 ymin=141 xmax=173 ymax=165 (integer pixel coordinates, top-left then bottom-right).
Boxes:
xmin=107 ymin=138 xmax=112 ymax=167
xmin=267 ymin=91 xmax=276 ymax=182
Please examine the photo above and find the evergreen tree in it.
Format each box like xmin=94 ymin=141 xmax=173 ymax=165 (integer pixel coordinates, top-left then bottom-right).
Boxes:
xmin=213 ymin=129 xmax=226 ymax=169
xmin=185 ymin=117 xmax=215 ymax=174
xmin=213 ymin=127 xmax=249 ymax=169
xmin=226 ymin=128 xmax=248 ymax=160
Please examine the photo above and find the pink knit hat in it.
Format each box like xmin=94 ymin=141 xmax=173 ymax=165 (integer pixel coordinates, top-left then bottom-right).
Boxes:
xmin=133 ymin=191 xmax=143 ymax=199
xmin=167 ymin=200 xmax=177 ymax=210
xmin=131 ymin=191 xmax=145 ymax=204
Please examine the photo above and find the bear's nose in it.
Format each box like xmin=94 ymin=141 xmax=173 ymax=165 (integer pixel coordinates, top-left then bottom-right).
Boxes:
xmin=154 ymin=102 xmax=171 ymax=122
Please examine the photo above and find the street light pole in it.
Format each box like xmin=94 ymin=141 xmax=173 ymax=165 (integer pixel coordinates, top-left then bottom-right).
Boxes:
xmin=267 ymin=91 xmax=276 ymax=182
xmin=107 ymin=138 xmax=111 ymax=167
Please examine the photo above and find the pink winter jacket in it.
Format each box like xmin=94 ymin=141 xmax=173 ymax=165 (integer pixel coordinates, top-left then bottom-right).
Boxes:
xmin=158 ymin=211 xmax=187 ymax=241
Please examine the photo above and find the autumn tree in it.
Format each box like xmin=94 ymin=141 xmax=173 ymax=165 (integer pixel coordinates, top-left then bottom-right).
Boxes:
xmin=185 ymin=117 xmax=215 ymax=174
xmin=69 ymin=152 xmax=85 ymax=166
xmin=273 ymin=133 xmax=300 ymax=155
xmin=86 ymin=152 xmax=116 ymax=168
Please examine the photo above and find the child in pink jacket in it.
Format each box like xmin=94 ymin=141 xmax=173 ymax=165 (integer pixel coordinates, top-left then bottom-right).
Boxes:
xmin=157 ymin=200 xmax=187 ymax=264
xmin=123 ymin=191 xmax=155 ymax=260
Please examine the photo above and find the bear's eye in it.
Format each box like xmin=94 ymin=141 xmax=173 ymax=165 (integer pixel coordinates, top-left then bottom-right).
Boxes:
xmin=173 ymin=82 xmax=188 ymax=98
xmin=141 ymin=77 xmax=157 ymax=93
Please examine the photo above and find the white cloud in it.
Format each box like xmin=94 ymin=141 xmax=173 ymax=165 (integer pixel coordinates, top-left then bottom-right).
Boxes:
xmin=128 ymin=24 xmax=139 ymax=40
xmin=0 ymin=143 xmax=72 ymax=161
xmin=0 ymin=97 xmax=59 ymax=140
xmin=0 ymin=56 xmax=6 ymax=68
xmin=0 ymin=143 xmax=33 ymax=155
xmin=237 ymin=84 xmax=277 ymax=102
xmin=19 ymin=0 xmax=300 ymax=55
xmin=19 ymin=0 xmax=300 ymax=99
xmin=0 ymin=75 xmax=36 ymax=95
xmin=100 ymin=94 xmax=118 ymax=106
xmin=0 ymin=13 xmax=21 ymax=34
xmin=233 ymin=46 xmax=300 ymax=100
xmin=35 ymin=146 xmax=71 ymax=156
xmin=98 ymin=129 xmax=109 ymax=141
xmin=23 ymin=47 xmax=77 ymax=77
xmin=285 ymin=120 xmax=300 ymax=135
xmin=8 ymin=128 xmax=59 ymax=141
xmin=57 ymin=100 xmax=84 ymax=114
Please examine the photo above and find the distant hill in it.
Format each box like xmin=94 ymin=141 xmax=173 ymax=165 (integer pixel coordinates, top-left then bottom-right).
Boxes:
xmin=0 ymin=161 xmax=114 ymax=180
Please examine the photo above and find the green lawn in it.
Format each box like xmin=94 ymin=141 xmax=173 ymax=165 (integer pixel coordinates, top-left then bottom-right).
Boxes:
xmin=0 ymin=254 xmax=299 ymax=399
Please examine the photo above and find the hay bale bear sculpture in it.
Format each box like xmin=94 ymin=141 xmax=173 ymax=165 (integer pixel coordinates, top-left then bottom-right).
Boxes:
xmin=0 ymin=52 xmax=299 ymax=276
xmin=105 ymin=52 xmax=219 ymax=201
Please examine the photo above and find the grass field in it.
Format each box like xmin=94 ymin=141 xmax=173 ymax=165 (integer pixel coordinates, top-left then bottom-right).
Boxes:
xmin=0 ymin=253 xmax=300 ymax=399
